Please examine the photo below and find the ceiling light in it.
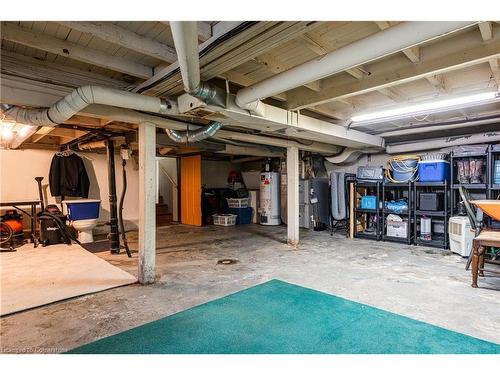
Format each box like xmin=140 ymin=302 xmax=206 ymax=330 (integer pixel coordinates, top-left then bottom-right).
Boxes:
xmin=351 ymin=91 xmax=500 ymax=124
xmin=1 ymin=127 xmax=14 ymax=141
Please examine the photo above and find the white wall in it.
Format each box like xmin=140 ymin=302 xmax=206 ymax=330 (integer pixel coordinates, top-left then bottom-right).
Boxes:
xmin=0 ymin=149 xmax=139 ymax=232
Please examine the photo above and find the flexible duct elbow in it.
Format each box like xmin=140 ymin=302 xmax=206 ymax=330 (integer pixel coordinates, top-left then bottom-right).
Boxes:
xmin=165 ymin=121 xmax=222 ymax=143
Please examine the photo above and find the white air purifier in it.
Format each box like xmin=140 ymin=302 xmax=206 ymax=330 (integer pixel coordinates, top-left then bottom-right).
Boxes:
xmin=448 ymin=216 xmax=475 ymax=257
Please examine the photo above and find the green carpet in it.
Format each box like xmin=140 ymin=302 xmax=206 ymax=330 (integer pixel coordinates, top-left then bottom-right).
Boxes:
xmin=67 ymin=279 xmax=499 ymax=354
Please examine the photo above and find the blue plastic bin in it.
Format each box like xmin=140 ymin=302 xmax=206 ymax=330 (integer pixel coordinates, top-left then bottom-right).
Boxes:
xmin=418 ymin=160 xmax=450 ymax=182
xmin=228 ymin=207 xmax=253 ymax=225
xmin=63 ymin=199 xmax=101 ymax=220
xmin=360 ymin=196 xmax=377 ymax=210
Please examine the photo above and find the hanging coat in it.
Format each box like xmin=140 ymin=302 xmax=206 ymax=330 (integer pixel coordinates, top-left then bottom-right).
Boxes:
xmin=49 ymin=153 xmax=90 ymax=198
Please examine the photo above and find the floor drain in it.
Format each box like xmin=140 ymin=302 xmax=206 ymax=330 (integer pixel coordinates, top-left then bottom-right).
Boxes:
xmin=217 ymin=258 xmax=239 ymax=265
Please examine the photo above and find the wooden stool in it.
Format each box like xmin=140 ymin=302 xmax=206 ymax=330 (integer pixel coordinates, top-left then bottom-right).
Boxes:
xmin=471 ymin=229 xmax=500 ymax=288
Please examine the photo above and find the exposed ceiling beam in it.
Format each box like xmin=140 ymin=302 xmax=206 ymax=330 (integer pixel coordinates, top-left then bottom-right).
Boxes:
xmin=287 ymin=37 xmax=500 ymax=110
xmin=478 ymin=22 xmax=499 ymax=87
xmin=196 ymin=22 xmax=213 ymax=42
xmin=300 ymin=30 xmax=405 ymax=103
xmin=489 ymin=58 xmax=500 ymax=86
xmin=1 ymin=23 xmax=153 ymax=79
xmin=1 ymin=50 xmax=132 ymax=90
xmin=56 ymin=21 xmax=177 ymax=63
xmin=253 ymin=53 xmax=321 ymax=91
xmin=375 ymin=21 xmax=454 ymax=95
xmin=479 ymin=21 xmax=493 ymax=41
xmin=377 ymin=87 xmax=407 ymax=102
xmin=425 ymin=74 xmax=447 ymax=93
xmin=220 ymin=70 xmax=288 ymax=102
xmin=137 ymin=21 xmax=325 ymax=96
xmin=345 ymin=67 xmax=368 ymax=80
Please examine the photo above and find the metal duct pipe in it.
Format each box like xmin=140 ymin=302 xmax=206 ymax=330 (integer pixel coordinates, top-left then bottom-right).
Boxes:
xmin=236 ymin=22 xmax=475 ymax=109
xmin=170 ymin=21 xmax=225 ymax=107
xmin=164 ymin=121 xmax=223 ymax=143
xmin=386 ymin=131 xmax=500 ymax=154
xmin=3 ymin=85 xmax=176 ymax=127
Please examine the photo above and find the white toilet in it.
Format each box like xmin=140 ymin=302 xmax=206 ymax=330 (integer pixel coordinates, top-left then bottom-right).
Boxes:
xmin=62 ymin=199 xmax=101 ymax=243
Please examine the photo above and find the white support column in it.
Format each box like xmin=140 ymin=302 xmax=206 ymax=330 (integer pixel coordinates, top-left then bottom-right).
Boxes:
xmin=138 ymin=122 xmax=157 ymax=284
xmin=286 ymin=146 xmax=300 ymax=247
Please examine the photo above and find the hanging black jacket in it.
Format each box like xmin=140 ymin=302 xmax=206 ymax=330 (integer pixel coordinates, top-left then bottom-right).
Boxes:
xmin=49 ymin=153 xmax=90 ymax=198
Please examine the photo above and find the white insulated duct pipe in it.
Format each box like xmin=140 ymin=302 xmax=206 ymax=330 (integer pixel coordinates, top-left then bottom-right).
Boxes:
xmin=235 ymin=22 xmax=475 ymax=108
xmin=168 ymin=21 xmax=242 ymax=112
xmin=4 ymin=85 xmax=176 ymax=127
xmin=169 ymin=21 xmax=201 ymax=93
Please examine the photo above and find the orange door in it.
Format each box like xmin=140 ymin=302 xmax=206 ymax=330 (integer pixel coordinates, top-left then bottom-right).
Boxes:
xmin=180 ymin=155 xmax=202 ymax=226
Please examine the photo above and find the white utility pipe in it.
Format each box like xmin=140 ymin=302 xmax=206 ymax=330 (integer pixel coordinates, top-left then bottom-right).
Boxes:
xmin=5 ymin=85 xmax=176 ymax=127
xmin=236 ymin=22 xmax=475 ymax=108
xmin=386 ymin=131 xmax=500 ymax=154
xmin=169 ymin=21 xmax=201 ymax=93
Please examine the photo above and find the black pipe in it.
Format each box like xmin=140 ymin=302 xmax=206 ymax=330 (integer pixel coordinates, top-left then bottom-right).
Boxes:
xmin=118 ymin=149 xmax=132 ymax=258
xmin=106 ymin=140 xmax=120 ymax=254
xmin=35 ymin=177 xmax=45 ymax=211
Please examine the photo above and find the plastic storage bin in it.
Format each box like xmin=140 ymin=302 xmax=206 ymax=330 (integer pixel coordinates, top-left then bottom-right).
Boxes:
xmin=64 ymin=199 xmax=101 ymax=220
xmin=226 ymin=197 xmax=249 ymax=208
xmin=361 ymin=196 xmax=377 ymax=210
xmin=213 ymin=214 xmax=237 ymax=226
xmin=228 ymin=207 xmax=253 ymax=225
xmin=418 ymin=160 xmax=450 ymax=182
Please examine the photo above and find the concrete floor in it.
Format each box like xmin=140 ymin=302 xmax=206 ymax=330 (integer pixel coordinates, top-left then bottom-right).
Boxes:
xmin=1 ymin=224 xmax=499 ymax=353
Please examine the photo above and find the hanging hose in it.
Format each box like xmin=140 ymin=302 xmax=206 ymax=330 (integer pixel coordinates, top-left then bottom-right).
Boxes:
xmin=385 ymin=154 xmax=421 ymax=183
xmin=118 ymin=151 xmax=132 ymax=258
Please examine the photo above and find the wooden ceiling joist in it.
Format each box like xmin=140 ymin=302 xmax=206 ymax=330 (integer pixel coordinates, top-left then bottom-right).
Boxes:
xmin=477 ymin=22 xmax=499 ymax=87
xmin=1 ymin=23 xmax=153 ymax=79
xmin=56 ymin=21 xmax=177 ymax=63
xmin=287 ymin=37 xmax=500 ymax=110
xmin=1 ymin=50 xmax=132 ymax=90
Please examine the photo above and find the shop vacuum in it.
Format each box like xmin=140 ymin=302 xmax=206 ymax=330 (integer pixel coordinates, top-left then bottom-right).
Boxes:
xmin=35 ymin=177 xmax=79 ymax=247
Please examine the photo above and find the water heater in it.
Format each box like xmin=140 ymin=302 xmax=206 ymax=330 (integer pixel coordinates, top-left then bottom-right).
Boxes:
xmin=259 ymin=172 xmax=281 ymax=225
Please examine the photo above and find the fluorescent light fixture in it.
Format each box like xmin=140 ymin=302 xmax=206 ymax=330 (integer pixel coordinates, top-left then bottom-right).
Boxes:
xmin=351 ymin=91 xmax=499 ymax=124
